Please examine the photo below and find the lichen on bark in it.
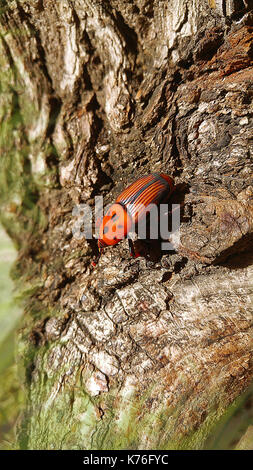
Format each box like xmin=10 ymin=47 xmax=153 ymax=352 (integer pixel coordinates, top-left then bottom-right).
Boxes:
xmin=0 ymin=0 xmax=253 ymax=450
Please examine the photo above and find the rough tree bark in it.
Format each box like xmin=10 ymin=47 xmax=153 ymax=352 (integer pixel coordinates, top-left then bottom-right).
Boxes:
xmin=0 ymin=0 xmax=253 ymax=450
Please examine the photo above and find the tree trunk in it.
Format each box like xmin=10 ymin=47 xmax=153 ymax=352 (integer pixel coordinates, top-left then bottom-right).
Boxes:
xmin=0 ymin=0 xmax=253 ymax=450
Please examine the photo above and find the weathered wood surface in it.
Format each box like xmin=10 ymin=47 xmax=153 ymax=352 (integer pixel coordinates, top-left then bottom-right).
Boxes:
xmin=0 ymin=0 xmax=252 ymax=449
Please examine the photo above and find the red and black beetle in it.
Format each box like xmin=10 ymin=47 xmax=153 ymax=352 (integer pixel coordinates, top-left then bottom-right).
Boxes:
xmin=93 ymin=173 xmax=174 ymax=265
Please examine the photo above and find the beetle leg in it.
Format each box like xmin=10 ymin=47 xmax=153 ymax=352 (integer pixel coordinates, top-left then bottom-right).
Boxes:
xmin=128 ymin=238 xmax=135 ymax=257
xmin=128 ymin=239 xmax=142 ymax=258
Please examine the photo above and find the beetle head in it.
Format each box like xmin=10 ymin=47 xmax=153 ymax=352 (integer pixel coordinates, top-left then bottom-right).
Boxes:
xmin=98 ymin=203 xmax=133 ymax=248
